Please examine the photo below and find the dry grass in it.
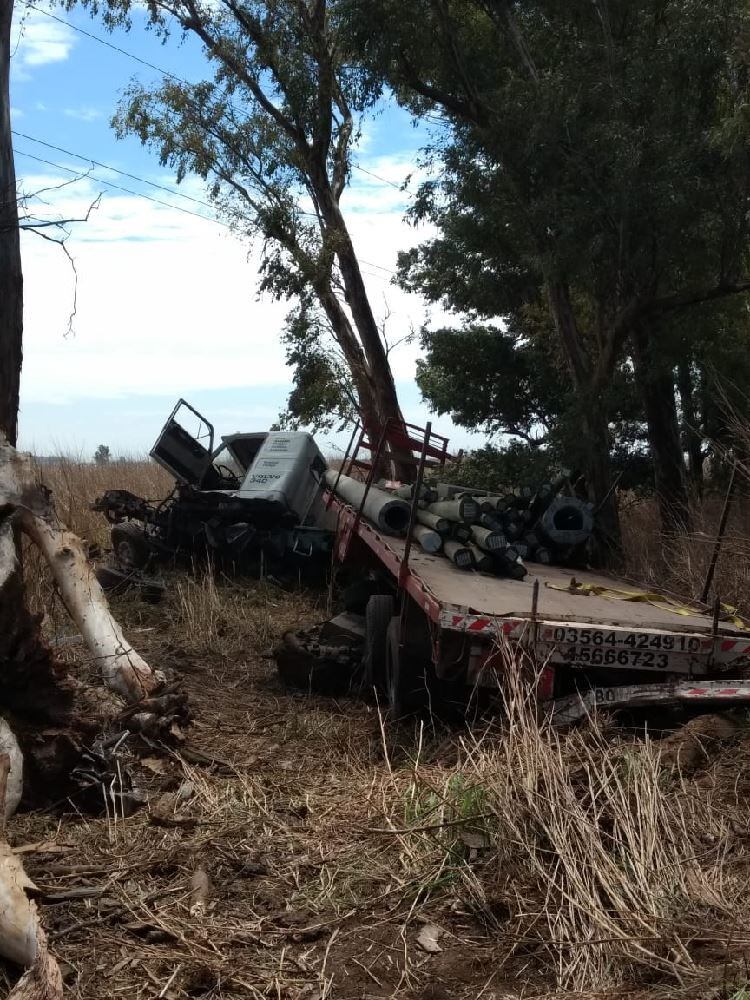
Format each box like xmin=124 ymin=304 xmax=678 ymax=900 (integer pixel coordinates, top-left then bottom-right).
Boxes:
xmin=368 ymin=656 xmax=750 ymax=996
xmin=32 ymin=455 xmax=171 ymax=547
xmin=10 ymin=454 xmax=750 ymax=998
xmin=621 ymin=490 xmax=750 ymax=614
xmin=21 ymin=456 xmax=170 ymax=623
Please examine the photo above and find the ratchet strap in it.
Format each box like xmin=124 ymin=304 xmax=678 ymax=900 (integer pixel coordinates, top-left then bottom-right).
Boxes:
xmin=546 ymin=578 xmax=748 ymax=630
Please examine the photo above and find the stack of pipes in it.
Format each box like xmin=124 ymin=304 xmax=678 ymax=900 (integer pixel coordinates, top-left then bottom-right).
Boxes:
xmin=324 ymin=470 xmax=594 ymax=581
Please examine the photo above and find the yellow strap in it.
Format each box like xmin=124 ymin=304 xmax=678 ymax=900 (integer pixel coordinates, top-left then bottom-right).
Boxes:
xmin=545 ymin=578 xmax=749 ymax=630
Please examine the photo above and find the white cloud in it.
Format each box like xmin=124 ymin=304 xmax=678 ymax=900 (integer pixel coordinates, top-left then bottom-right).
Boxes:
xmin=17 ymin=164 xmax=458 ymax=455
xmin=63 ymin=107 xmax=103 ymax=123
xmin=10 ymin=106 xmax=24 ymax=119
xmin=345 ymin=151 xmax=426 ymax=217
xmin=11 ymin=6 xmax=76 ymax=79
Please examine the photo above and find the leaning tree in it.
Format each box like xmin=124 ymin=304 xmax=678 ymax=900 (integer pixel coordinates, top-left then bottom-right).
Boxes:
xmin=75 ymin=0 xmax=407 ymax=463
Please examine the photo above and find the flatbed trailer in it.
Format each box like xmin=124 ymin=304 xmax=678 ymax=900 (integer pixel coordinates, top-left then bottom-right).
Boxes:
xmin=326 ymin=487 xmax=750 ymax=721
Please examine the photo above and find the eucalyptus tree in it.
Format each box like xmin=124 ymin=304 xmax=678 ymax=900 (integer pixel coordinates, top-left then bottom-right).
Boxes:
xmin=81 ymin=0 xmax=405 ymax=454
xmin=347 ymin=0 xmax=750 ymax=541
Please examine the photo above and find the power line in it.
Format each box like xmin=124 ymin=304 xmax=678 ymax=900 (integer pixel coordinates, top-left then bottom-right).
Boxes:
xmin=16 ymin=5 xmax=400 ymax=276
xmin=12 ymin=130 xmax=218 ymax=212
xmin=23 ymin=2 xmax=409 ymax=194
xmin=351 ymin=162 xmax=402 ymax=191
xmin=14 ymin=137 xmax=398 ymax=275
xmin=14 ymin=147 xmax=228 ymax=227
xmin=25 ymin=2 xmax=183 ymax=82
xmin=15 ymin=147 xmax=397 ymax=279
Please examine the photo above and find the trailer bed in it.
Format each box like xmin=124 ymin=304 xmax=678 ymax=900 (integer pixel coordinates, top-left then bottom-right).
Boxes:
xmin=334 ymin=497 xmax=745 ymax=638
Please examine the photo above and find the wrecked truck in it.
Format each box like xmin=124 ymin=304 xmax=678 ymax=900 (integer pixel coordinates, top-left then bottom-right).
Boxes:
xmin=277 ymin=418 xmax=750 ymax=722
xmin=93 ymin=399 xmax=334 ymax=578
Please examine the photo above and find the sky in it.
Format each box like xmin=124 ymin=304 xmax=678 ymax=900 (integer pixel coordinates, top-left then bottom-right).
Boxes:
xmin=10 ymin=1 xmax=489 ymax=458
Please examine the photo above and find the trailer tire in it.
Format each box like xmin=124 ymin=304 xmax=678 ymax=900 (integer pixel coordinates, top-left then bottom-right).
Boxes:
xmin=363 ymin=595 xmax=395 ymax=693
xmin=111 ymin=523 xmax=151 ymax=570
xmin=385 ymin=617 xmax=427 ymax=719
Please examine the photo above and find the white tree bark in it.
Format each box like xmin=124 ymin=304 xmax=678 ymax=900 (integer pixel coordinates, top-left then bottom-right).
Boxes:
xmin=0 ymin=435 xmax=164 ymax=703
xmin=0 ymin=756 xmax=62 ymax=999
xmin=0 ymin=438 xmax=183 ymax=993
xmin=21 ymin=514 xmax=164 ymax=702
xmin=0 ymin=717 xmax=23 ymax=819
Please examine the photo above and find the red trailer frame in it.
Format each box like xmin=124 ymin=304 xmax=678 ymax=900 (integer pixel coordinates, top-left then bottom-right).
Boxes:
xmin=325 ymin=422 xmax=750 ymax=719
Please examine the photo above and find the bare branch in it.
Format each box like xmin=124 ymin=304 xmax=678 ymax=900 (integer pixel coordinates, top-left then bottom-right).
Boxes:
xmin=21 ymin=195 xmax=102 ymax=337
xmin=16 ymin=166 xmax=95 ymax=206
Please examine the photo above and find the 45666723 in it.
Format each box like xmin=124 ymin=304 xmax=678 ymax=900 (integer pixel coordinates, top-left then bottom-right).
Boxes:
xmin=560 ymin=646 xmax=670 ymax=669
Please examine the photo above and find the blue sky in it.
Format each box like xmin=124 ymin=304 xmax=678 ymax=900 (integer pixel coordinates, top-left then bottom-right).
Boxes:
xmin=11 ymin=2 xmax=488 ymax=458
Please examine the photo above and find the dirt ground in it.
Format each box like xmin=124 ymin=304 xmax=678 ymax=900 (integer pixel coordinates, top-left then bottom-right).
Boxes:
xmin=2 ymin=579 xmax=520 ymax=1000
xmin=5 ymin=572 xmax=750 ymax=1000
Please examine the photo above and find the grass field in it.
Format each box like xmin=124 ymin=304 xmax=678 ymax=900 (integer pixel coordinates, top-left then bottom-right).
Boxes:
xmin=10 ymin=455 xmax=750 ymax=999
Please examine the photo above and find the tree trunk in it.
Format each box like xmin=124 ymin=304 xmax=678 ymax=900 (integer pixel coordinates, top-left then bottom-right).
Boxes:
xmin=318 ymin=194 xmax=411 ymax=478
xmin=0 ymin=0 xmax=22 ymax=448
xmin=632 ymin=325 xmax=691 ymax=533
xmin=0 ymin=0 xmax=40 ymax=748
xmin=317 ymin=283 xmax=384 ymax=445
xmin=580 ymin=394 xmax=622 ymax=563
xmin=0 ymin=12 xmax=64 ymax=990
xmin=676 ymin=358 xmax=704 ymax=496
xmin=322 ymin=201 xmax=403 ymax=424
xmin=546 ymin=280 xmax=621 ymax=561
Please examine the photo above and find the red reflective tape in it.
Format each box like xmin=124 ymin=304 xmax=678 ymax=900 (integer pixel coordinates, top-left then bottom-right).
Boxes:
xmin=718 ymin=689 xmax=740 ymax=696
xmin=721 ymin=640 xmax=737 ymax=652
xmin=537 ymin=666 xmax=555 ymax=701
xmin=684 ymin=688 xmax=708 ymax=696
xmin=468 ymin=618 xmax=491 ymax=631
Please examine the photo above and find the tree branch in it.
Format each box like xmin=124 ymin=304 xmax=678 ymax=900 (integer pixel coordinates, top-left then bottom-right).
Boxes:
xmin=398 ymin=52 xmax=486 ymax=125
xmin=157 ymin=0 xmax=309 ymax=154
xmin=648 ymin=278 xmax=750 ymax=316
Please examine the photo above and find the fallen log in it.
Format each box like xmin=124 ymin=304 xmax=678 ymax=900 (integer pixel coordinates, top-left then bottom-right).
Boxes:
xmin=0 ymin=754 xmax=63 ymax=999
xmin=1 ymin=436 xmax=176 ymax=711
xmin=21 ymin=513 xmax=164 ymax=703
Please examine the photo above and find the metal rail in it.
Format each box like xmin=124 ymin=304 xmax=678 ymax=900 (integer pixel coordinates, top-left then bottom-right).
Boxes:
xmin=700 ymin=462 xmax=738 ymax=604
xmin=326 ymin=421 xmax=360 ymax=510
xmin=399 ymin=421 xmax=432 ymax=587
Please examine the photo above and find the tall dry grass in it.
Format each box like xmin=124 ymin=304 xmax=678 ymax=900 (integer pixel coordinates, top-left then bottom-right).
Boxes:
xmin=621 ymin=490 xmax=750 ymax=614
xmin=22 ymin=454 xmax=324 ymax=649
xmin=15 ymin=454 xmax=750 ymax=996
xmin=21 ymin=456 xmax=170 ymax=624
xmin=370 ymin=657 xmax=750 ymax=995
xmin=32 ymin=455 xmax=171 ymax=548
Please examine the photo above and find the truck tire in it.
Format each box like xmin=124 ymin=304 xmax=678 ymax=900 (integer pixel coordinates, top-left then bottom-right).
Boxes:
xmin=111 ymin=523 xmax=151 ymax=570
xmin=385 ymin=616 xmax=427 ymax=719
xmin=363 ymin=594 xmax=395 ymax=693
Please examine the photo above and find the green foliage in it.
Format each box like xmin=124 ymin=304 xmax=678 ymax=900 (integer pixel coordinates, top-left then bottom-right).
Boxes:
xmin=443 ymin=443 xmax=559 ymax=493
xmin=370 ymin=0 xmax=750 ymax=316
xmin=93 ymin=444 xmax=111 ymax=465
xmin=274 ymin=304 xmax=356 ymax=433
xmin=347 ymin=0 xmax=750 ymax=527
xmin=404 ymin=772 xmax=490 ymax=867
xmin=415 ymin=320 xmax=563 ymax=443
xmin=417 ymin=317 xmax=651 ymax=492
